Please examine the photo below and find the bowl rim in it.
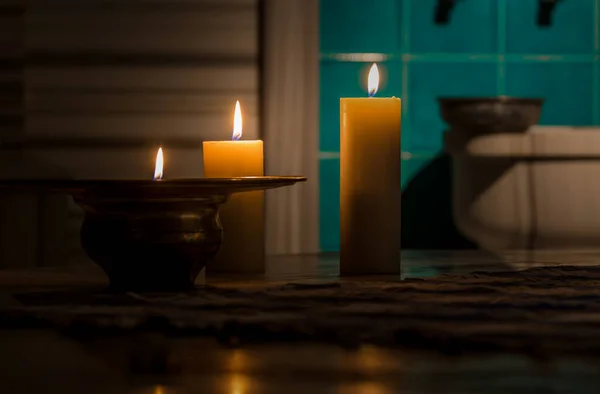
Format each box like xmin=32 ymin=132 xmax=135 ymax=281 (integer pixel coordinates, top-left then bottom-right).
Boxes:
xmin=0 ymin=176 xmax=307 ymax=194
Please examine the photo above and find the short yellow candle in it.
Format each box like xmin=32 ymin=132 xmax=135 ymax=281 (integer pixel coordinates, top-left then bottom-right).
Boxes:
xmin=340 ymin=63 xmax=401 ymax=275
xmin=203 ymin=101 xmax=265 ymax=273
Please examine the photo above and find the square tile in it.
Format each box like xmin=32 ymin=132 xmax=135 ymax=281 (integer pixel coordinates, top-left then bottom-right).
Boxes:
xmin=409 ymin=0 xmax=498 ymax=53
xmin=506 ymin=0 xmax=595 ymax=54
xmin=407 ymin=62 xmax=498 ymax=152
xmin=320 ymin=60 xmax=403 ymax=152
xmin=506 ymin=62 xmax=594 ymax=125
xmin=320 ymin=0 xmax=402 ymax=53
xmin=319 ymin=158 xmax=340 ymax=252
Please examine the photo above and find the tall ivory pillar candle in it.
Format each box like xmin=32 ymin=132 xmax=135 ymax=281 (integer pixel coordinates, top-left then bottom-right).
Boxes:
xmin=340 ymin=63 xmax=401 ymax=275
xmin=203 ymin=101 xmax=265 ymax=273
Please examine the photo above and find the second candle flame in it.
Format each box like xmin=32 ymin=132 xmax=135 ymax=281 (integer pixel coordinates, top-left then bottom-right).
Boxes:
xmin=368 ymin=63 xmax=379 ymax=97
xmin=232 ymin=100 xmax=243 ymax=141
xmin=154 ymin=147 xmax=163 ymax=180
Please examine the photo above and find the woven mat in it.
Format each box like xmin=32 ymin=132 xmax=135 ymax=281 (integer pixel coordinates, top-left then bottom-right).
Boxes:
xmin=4 ymin=265 xmax=600 ymax=357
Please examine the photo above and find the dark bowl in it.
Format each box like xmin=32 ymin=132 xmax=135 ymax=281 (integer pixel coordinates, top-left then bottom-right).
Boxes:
xmin=78 ymin=193 xmax=226 ymax=292
xmin=0 ymin=177 xmax=306 ymax=291
xmin=438 ymin=96 xmax=544 ymax=134
xmin=75 ymin=177 xmax=306 ymax=291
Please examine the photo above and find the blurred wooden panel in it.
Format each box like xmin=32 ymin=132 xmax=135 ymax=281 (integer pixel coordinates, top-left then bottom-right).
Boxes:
xmin=0 ymin=1 xmax=23 ymax=144
xmin=4 ymin=0 xmax=260 ymax=267
xmin=28 ymin=92 xmax=257 ymax=115
xmin=26 ymin=2 xmax=257 ymax=56
xmin=0 ymin=16 xmax=22 ymax=56
xmin=24 ymin=0 xmax=259 ymax=144
xmin=23 ymin=146 xmax=205 ymax=179
xmin=26 ymin=65 xmax=257 ymax=91
xmin=27 ymin=0 xmax=256 ymax=8
xmin=25 ymin=114 xmax=258 ymax=141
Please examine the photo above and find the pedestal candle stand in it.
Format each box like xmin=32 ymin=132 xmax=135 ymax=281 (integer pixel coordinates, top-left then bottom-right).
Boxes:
xmin=0 ymin=177 xmax=305 ymax=291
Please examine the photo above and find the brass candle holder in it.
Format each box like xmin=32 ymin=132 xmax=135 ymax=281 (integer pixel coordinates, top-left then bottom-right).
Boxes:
xmin=0 ymin=177 xmax=305 ymax=291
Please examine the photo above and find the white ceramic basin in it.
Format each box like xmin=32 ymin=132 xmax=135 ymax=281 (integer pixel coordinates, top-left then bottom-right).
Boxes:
xmin=446 ymin=126 xmax=600 ymax=250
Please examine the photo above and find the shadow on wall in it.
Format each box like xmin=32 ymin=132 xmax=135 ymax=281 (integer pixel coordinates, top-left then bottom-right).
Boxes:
xmin=401 ymin=154 xmax=476 ymax=249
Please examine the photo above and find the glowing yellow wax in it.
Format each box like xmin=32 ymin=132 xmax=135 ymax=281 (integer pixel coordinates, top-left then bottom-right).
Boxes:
xmin=340 ymin=97 xmax=401 ymax=275
xmin=202 ymin=140 xmax=265 ymax=273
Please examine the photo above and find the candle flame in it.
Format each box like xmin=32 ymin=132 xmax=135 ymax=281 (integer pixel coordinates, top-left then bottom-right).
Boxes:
xmin=368 ymin=63 xmax=379 ymax=97
xmin=232 ymin=100 xmax=242 ymax=141
xmin=154 ymin=147 xmax=163 ymax=180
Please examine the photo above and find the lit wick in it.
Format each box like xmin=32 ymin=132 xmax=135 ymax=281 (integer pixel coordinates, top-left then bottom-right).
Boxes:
xmin=232 ymin=100 xmax=242 ymax=141
xmin=154 ymin=147 xmax=163 ymax=180
xmin=367 ymin=63 xmax=379 ymax=98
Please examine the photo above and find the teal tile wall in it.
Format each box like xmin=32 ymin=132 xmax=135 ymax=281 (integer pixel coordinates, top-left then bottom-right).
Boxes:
xmin=320 ymin=0 xmax=402 ymax=53
xmin=409 ymin=0 xmax=498 ymax=53
xmin=506 ymin=63 xmax=595 ymax=125
xmin=319 ymin=0 xmax=600 ymax=251
xmin=408 ymin=62 xmax=497 ymax=152
xmin=506 ymin=0 xmax=595 ymax=54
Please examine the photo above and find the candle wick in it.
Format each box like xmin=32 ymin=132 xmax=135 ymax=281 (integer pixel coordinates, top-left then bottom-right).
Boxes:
xmin=368 ymin=90 xmax=376 ymax=98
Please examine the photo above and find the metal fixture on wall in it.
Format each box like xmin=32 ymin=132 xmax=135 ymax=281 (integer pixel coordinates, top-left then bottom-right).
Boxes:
xmin=434 ymin=0 xmax=459 ymax=24
xmin=538 ymin=0 xmax=562 ymax=26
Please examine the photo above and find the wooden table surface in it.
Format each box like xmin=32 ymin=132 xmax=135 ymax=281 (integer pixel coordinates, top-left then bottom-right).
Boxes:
xmin=2 ymin=250 xmax=600 ymax=394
